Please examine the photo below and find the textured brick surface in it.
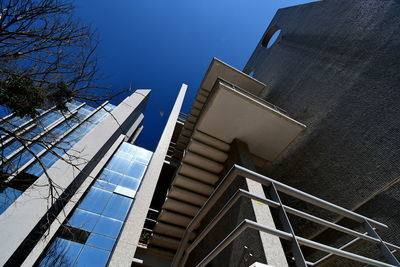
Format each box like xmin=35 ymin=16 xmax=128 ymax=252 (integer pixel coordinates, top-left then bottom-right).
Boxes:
xmin=245 ymin=0 xmax=400 ymax=259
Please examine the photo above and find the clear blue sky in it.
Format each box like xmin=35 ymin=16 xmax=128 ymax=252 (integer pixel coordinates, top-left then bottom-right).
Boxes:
xmin=75 ymin=0 xmax=315 ymax=151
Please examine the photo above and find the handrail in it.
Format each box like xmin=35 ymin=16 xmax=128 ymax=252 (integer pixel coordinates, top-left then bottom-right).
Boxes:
xmin=234 ymin=165 xmax=387 ymax=229
xmin=196 ymin=220 xmax=397 ymax=267
xmin=172 ymin=165 xmax=399 ymax=267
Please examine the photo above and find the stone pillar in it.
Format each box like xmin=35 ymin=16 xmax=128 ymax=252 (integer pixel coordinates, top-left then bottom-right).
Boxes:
xmin=187 ymin=139 xmax=287 ymax=266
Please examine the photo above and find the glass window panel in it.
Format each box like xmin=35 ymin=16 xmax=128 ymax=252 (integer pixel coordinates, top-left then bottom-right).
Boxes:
xmin=102 ymin=194 xmax=132 ymax=221
xmin=40 ymin=152 xmax=59 ymax=168
xmin=86 ymin=233 xmax=115 ymax=251
xmin=11 ymin=150 xmax=33 ymax=170
xmin=26 ymin=162 xmax=43 ymax=177
xmin=113 ymin=150 xmax=133 ymax=161
xmin=79 ymin=188 xmax=112 ymax=214
xmin=30 ymin=143 xmax=45 ymax=154
xmin=119 ymin=176 xmax=140 ymax=190
xmin=2 ymin=140 xmax=22 ymax=157
xmin=119 ymin=142 xmax=137 ymax=155
xmin=134 ymin=148 xmax=152 ymax=165
xmin=104 ymin=103 xmax=115 ymax=112
xmin=93 ymin=216 xmax=122 ymax=238
xmin=0 ymin=187 xmax=22 ymax=214
xmin=75 ymin=246 xmax=110 ymax=267
xmin=93 ymin=180 xmax=116 ymax=192
xmin=106 ymin=157 xmax=131 ymax=172
xmin=99 ymin=169 xmax=124 ymax=185
xmin=67 ymin=209 xmax=100 ymax=232
xmin=39 ymin=238 xmax=83 ymax=267
xmin=125 ymin=162 xmax=146 ymax=180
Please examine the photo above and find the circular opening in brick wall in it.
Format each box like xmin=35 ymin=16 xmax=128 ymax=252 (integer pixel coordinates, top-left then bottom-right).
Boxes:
xmin=261 ymin=26 xmax=281 ymax=48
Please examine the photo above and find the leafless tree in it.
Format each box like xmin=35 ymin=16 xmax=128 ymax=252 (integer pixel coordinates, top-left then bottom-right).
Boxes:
xmin=0 ymin=0 xmax=130 ymax=226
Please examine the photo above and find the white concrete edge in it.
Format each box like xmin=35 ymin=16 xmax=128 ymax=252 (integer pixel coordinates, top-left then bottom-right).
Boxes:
xmin=108 ymin=84 xmax=187 ymax=266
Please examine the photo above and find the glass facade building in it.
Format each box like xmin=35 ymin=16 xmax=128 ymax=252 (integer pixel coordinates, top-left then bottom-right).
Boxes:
xmin=0 ymin=101 xmax=115 ymax=214
xmin=37 ymin=142 xmax=152 ymax=267
xmin=0 ymin=87 xmax=185 ymax=267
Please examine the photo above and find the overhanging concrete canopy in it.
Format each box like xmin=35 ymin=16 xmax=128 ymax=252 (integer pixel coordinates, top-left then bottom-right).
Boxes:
xmin=196 ymin=81 xmax=306 ymax=161
xmin=200 ymin=58 xmax=266 ymax=96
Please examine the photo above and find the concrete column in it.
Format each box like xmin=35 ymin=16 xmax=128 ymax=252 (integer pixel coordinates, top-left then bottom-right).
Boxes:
xmin=230 ymin=139 xmax=288 ymax=267
xmin=186 ymin=139 xmax=287 ymax=266
xmin=108 ymin=84 xmax=187 ymax=266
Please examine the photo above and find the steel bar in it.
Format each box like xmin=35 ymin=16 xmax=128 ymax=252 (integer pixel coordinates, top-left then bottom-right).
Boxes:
xmin=364 ymin=220 xmax=400 ymax=266
xmin=197 ymin=219 xmax=397 ymax=267
xmin=235 ymin=165 xmax=388 ymax=229
xmin=270 ymin=183 xmax=307 ymax=267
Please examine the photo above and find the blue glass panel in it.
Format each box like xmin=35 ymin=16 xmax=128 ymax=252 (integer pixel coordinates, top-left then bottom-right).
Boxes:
xmin=99 ymin=169 xmax=124 ymax=185
xmin=113 ymin=150 xmax=133 ymax=161
xmin=86 ymin=233 xmax=115 ymax=251
xmin=2 ymin=140 xmax=22 ymax=157
xmin=75 ymin=246 xmax=110 ymax=267
xmin=90 ymin=109 xmax=107 ymax=124
xmin=119 ymin=176 xmax=140 ymax=190
xmin=0 ymin=187 xmax=23 ymax=214
xmin=134 ymin=148 xmax=152 ymax=165
xmin=23 ymin=126 xmax=43 ymax=139
xmin=125 ymin=162 xmax=146 ymax=180
xmin=68 ymin=209 xmax=100 ymax=232
xmin=102 ymin=194 xmax=132 ymax=221
xmin=30 ymin=143 xmax=44 ymax=154
xmin=40 ymin=152 xmax=59 ymax=168
xmin=25 ymin=161 xmax=43 ymax=176
xmin=104 ymin=103 xmax=116 ymax=112
xmin=79 ymin=187 xmax=112 ymax=214
xmin=119 ymin=142 xmax=137 ymax=155
xmin=39 ymin=238 xmax=83 ymax=267
xmin=93 ymin=180 xmax=116 ymax=192
xmin=93 ymin=216 xmax=123 ymax=238
xmin=106 ymin=156 xmax=131 ymax=172
xmin=10 ymin=150 xmax=33 ymax=171
xmin=39 ymin=111 xmax=63 ymax=128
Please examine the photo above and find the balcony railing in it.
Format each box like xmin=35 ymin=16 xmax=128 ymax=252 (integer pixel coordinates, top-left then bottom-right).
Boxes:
xmin=172 ymin=165 xmax=400 ymax=267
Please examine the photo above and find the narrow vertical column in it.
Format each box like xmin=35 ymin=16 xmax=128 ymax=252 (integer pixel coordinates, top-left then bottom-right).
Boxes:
xmin=108 ymin=84 xmax=187 ymax=266
xmin=227 ymin=139 xmax=288 ymax=267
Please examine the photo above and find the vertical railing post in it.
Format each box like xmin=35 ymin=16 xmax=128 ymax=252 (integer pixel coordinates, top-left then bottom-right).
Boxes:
xmin=270 ymin=182 xmax=307 ymax=267
xmin=364 ymin=220 xmax=400 ymax=266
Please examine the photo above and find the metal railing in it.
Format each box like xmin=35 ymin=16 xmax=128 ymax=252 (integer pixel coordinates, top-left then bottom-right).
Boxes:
xmin=172 ymin=165 xmax=400 ymax=267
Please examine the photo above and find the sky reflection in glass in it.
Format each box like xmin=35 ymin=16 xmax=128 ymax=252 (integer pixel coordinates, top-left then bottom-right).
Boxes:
xmin=38 ymin=142 xmax=152 ymax=267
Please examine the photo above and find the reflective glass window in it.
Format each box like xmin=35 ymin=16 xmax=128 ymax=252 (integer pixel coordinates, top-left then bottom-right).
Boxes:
xmin=86 ymin=233 xmax=115 ymax=251
xmin=106 ymin=157 xmax=131 ymax=172
xmin=68 ymin=209 xmax=100 ymax=232
xmin=93 ymin=180 xmax=116 ymax=192
xmin=75 ymin=245 xmax=110 ymax=267
xmin=125 ymin=162 xmax=146 ymax=180
xmin=119 ymin=142 xmax=137 ymax=155
xmin=99 ymin=169 xmax=124 ymax=185
xmin=79 ymin=188 xmax=112 ymax=214
xmin=119 ymin=176 xmax=140 ymax=190
xmin=41 ymin=152 xmax=59 ymax=168
xmin=25 ymin=162 xmax=43 ymax=176
xmin=10 ymin=150 xmax=33 ymax=170
xmin=93 ymin=216 xmax=122 ymax=238
xmin=134 ymin=148 xmax=152 ymax=165
xmin=113 ymin=150 xmax=133 ymax=161
xmin=30 ymin=143 xmax=44 ymax=154
xmin=102 ymin=194 xmax=132 ymax=221
xmin=0 ymin=187 xmax=22 ymax=214
xmin=39 ymin=238 xmax=83 ymax=267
